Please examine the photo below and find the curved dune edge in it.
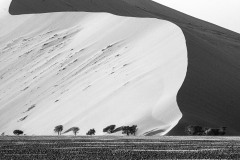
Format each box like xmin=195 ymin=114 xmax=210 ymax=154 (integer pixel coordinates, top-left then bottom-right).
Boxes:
xmin=0 ymin=10 xmax=188 ymax=136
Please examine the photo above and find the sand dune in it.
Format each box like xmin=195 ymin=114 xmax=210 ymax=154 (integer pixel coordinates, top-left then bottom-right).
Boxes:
xmin=1 ymin=0 xmax=240 ymax=135
xmin=0 ymin=1 xmax=187 ymax=135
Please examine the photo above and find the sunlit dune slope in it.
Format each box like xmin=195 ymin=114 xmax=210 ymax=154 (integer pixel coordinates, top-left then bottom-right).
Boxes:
xmin=0 ymin=7 xmax=187 ymax=135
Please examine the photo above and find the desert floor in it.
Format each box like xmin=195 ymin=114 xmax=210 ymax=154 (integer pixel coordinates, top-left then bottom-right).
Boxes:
xmin=0 ymin=136 xmax=240 ymax=159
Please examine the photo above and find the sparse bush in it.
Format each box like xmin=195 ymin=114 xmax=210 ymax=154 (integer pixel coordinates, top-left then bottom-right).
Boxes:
xmin=54 ymin=125 xmax=63 ymax=135
xmin=13 ymin=130 xmax=24 ymax=136
xmin=103 ymin=125 xmax=116 ymax=134
xmin=86 ymin=129 xmax=95 ymax=136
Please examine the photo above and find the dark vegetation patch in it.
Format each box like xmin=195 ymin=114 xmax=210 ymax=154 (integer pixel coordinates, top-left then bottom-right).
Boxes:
xmin=106 ymin=125 xmax=138 ymax=136
xmin=103 ymin=125 xmax=116 ymax=134
xmin=86 ymin=129 xmax=95 ymax=136
xmin=13 ymin=130 xmax=23 ymax=136
xmin=185 ymin=125 xmax=226 ymax=136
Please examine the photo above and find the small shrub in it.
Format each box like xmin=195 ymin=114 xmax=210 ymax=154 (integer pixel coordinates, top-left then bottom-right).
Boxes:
xmin=103 ymin=125 xmax=116 ymax=134
xmin=54 ymin=125 xmax=63 ymax=135
xmin=86 ymin=129 xmax=95 ymax=136
xmin=13 ymin=130 xmax=24 ymax=136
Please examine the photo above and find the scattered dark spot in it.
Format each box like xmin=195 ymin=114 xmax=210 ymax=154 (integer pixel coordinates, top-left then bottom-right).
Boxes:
xmin=22 ymin=87 xmax=29 ymax=91
xmin=115 ymin=54 xmax=120 ymax=57
xmin=123 ymin=64 xmax=128 ymax=67
xmin=23 ymin=104 xmax=36 ymax=113
xmin=107 ymin=44 xmax=113 ymax=49
xmin=123 ymin=82 xmax=129 ymax=86
xmin=18 ymin=116 xmax=28 ymax=122
xmin=110 ymin=72 xmax=114 ymax=75
xmin=83 ymin=85 xmax=91 ymax=91
xmin=55 ymin=100 xmax=59 ymax=102
xmin=29 ymin=105 xmax=36 ymax=110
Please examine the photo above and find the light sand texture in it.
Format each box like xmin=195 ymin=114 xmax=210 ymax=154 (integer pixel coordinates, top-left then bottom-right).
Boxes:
xmin=0 ymin=7 xmax=187 ymax=135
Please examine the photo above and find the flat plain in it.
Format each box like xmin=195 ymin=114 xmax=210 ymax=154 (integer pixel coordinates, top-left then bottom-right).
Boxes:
xmin=0 ymin=136 xmax=240 ymax=159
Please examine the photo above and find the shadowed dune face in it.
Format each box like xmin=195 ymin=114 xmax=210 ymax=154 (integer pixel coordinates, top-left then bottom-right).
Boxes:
xmin=0 ymin=2 xmax=188 ymax=135
xmin=5 ymin=0 xmax=240 ymax=135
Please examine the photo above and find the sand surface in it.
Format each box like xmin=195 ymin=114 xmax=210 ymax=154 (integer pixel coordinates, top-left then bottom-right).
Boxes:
xmin=0 ymin=1 xmax=187 ymax=135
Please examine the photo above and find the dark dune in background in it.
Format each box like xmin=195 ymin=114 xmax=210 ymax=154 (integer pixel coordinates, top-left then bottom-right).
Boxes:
xmin=9 ymin=0 xmax=240 ymax=135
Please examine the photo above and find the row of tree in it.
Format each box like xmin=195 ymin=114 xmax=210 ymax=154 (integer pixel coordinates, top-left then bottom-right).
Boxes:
xmin=11 ymin=124 xmax=138 ymax=136
xmin=185 ymin=125 xmax=226 ymax=136
xmin=11 ymin=125 xmax=227 ymax=136
xmin=54 ymin=124 xmax=138 ymax=136
xmin=54 ymin=125 xmax=95 ymax=136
